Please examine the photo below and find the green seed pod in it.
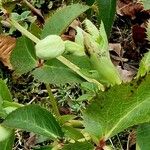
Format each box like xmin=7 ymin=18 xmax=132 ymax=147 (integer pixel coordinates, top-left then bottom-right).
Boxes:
xmin=35 ymin=35 xmax=65 ymax=60
xmin=64 ymin=40 xmax=85 ymax=56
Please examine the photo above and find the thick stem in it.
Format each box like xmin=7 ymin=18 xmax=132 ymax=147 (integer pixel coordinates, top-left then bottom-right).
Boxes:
xmin=84 ymin=32 xmax=121 ymax=86
xmin=57 ymin=56 xmax=104 ymax=90
xmin=8 ymin=19 xmax=104 ymax=90
xmin=23 ymin=0 xmax=44 ymax=19
xmin=8 ymin=19 xmax=40 ymax=43
xmin=46 ymin=84 xmax=60 ymax=117
xmin=90 ymin=53 xmax=121 ymax=85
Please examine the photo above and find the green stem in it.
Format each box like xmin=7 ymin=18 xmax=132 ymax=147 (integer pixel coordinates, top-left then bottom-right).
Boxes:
xmin=84 ymin=32 xmax=121 ymax=86
xmin=46 ymin=84 xmax=60 ymax=117
xmin=57 ymin=56 xmax=104 ymax=90
xmin=8 ymin=19 xmax=40 ymax=43
xmin=8 ymin=19 xmax=104 ymax=90
xmin=23 ymin=0 xmax=44 ymax=19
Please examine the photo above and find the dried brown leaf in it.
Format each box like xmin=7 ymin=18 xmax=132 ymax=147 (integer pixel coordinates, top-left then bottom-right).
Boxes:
xmin=117 ymin=1 xmax=143 ymax=19
xmin=109 ymin=43 xmax=128 ymax=65
xmin=132 ymin=24 xmax=147 ymax=44
xmin=117 ymin=66 xmax=135 ymax=82
xmin=61 ymin=20 xmax=81 ymax=41
xmin=0 ymin=35 xmax=16 ymax=69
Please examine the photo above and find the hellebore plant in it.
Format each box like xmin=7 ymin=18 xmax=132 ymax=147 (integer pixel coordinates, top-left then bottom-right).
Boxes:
xmin=7 ymin=9 xmax=123 ymax=89
xmin=24 ymin=17 xmax=121 ymax=86
xmin=1 ymin=2 xmax=150 ymax=150
xmin=83 ymin=20 xmax=121 ymax=86
xmin=64 ymin=19 xmax=122 ymax=86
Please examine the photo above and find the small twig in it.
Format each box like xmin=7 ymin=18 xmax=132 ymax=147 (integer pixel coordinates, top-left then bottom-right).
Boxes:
xmin=117 ymin=134 xmax=124 ymax=150
xmin=109 ymin=138 xmax=116 ymax=149
xmin=23 ymin=0 xmax=44 ymax=20
xmin=7 ymin=19 xmax=40 ymax=43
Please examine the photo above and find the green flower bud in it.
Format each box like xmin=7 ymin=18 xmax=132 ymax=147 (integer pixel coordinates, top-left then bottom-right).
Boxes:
xmin=75 ymin=27 xmax=84 ymax=46
xmin=84 ymin=33 xmax=121 ymax=86
xmin=64 ymin=40 xmax=85 ymax=56
xmin=35 ymin=35 xmax=65 ymax=60
xmin=83 ymin=19 xmax=100 ymax=42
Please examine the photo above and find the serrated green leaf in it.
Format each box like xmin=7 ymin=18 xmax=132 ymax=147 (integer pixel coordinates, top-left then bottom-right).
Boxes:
xmin=137 ymin=50 xmax=150 ymax=78
xmin=3 ymin=105 xmax=64 ymax=139
xmin=96 ymin=0 xmax=116 ymax=37
xmin=0 ymin=80 xmax=22 ymax=118
xmin=62 ymin=141 xmax=94 ymax=150
xmin=32 ymin=55 xmax=94 ymax=85
xmin=10 ymin=36 xmax=37 ymax=75
xmin=41 ymin=4 xmax=89 ymax=37
xmin=142 ymin=0 xmax=150 ymax=10
xmin=137 ymin=123 xmax=150 ymax=150
xmin=83 ymin=75 xmax=150 ymax=141
xmin=0 ymin=80 xmax=12 ymax=102
xmin=64 ymin=55 xmax=93 ymax=70
xmin=29 ymin=23 xmax=41 ymax=39
xmin=32 ymin=64 xmax=84 ymax=84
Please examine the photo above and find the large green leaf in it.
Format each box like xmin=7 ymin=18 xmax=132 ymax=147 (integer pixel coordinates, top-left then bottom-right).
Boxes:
xmin=83 ymin=75 xmax=150 ymax=142
xmin=32 ymin=54 xmax=95 ymax=84
xmin=32 ymin=63 xmax=84 ymax=84
xmin=62 ymin=141 xmax=94 ymax=150
xmin=96 ymin=0 xmax=116 ymax=37
xmin=64 ymin=55 xmax=93 ymax=70
xmin=41 ymin=4 xmax=89 ymax=38
xmin=3 ymin=105 xmax=64 ymax=139
xmin=0 ymin=80 xmax=22 ymax=118
xmin=0 ymin=80 xmax=13 ymax=118
xmin=10 ymin=36 xmax=37 ymax=75
xmin=0 ymin=80 xmax=12 ymax=102
xmin=136 ymin=123 xmax=150 ymax=150
xmin=0 ymin=125 xmax=14 ymax=150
